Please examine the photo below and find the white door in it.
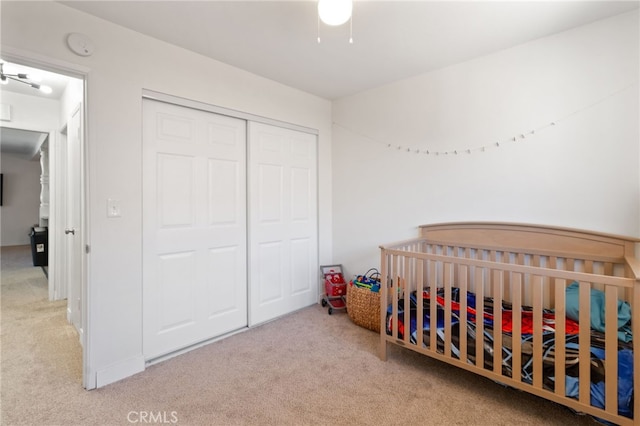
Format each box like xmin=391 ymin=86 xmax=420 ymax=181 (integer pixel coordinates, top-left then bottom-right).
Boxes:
xmin=248 ymin=122 xmax=318 ymax=325
xmin=143 ymin=99 xmax=248 ymax=360
xmin=66 ymin=105 xmax=83 ymax=338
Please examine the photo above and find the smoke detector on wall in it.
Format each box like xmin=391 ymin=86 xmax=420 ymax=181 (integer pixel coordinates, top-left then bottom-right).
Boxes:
xmin=66 ymin=33 xmax=95 ymax=57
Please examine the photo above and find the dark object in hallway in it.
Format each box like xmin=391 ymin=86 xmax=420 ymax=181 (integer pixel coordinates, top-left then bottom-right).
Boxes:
xmin=29 ymin=226 xmax=48 ymax=266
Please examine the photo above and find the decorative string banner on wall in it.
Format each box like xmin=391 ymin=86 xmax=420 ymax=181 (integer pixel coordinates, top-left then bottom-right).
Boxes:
xmin=334 ymin=82 xmax=637 ymax=156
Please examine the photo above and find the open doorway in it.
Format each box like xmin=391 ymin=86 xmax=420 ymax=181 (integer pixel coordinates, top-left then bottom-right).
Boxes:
xmin=0 ymin=58 xmax=86 ymax=386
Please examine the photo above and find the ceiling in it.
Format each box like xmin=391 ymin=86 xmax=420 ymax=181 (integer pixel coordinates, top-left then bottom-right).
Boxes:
xmin=59 ymin=1 xmax=639 ymax=100
xmin=0 ymin=127 xmax=48 ymax=160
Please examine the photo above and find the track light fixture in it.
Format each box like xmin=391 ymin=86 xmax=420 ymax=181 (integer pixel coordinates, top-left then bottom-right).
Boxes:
xmin=0 ymin=63 xmax=52 ymax=94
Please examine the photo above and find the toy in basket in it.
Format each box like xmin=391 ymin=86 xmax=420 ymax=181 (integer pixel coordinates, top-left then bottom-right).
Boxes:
xmin=320 ymin=264 xmax=347 ymax=315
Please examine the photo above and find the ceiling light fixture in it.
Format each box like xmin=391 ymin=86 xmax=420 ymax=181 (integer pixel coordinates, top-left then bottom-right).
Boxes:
xmin=317 ymin=0 xmax=354 ymax=44
xmin=0 ymin=63 xmax=52 ymax=94
xmin=318 ymin=0 xmax=352 ymax=26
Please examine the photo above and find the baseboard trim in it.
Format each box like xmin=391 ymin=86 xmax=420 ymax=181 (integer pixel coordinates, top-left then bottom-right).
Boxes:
xmin=96 ymin=355 xmax=145 ymax=388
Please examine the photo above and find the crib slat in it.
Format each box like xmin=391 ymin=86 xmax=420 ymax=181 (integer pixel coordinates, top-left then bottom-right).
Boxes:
xmin=392 ymin=255 xmax=399 ymax=339
xmin=416 ymin=259 xmax=424 ymax=349
xmin=459 ymin=264 xmax=468 ymax=365
xmin=533 ymin=255 xmax=541 ymax=268
xmin=444 ymin=262 xmax=453 ymax=357
xmin=604 ymin=285 xmax=618 ymax=415
xmin=584 ymin=260 xmax=593 ymax=274
xmin=502 ymin=252 xmax=511 ymax=302
xmin=493 ymin=270 xmax=504 ymax=375
xmin=475 ymin=267 xmax=485 ymax=369
xmin=532 ymin=275 xmax=543 ymax=389
xmin=511 ymin=272 xmax=522 ymax=384
xmin=548 ymin=257 xmax=558 ymax=307
xmin=553 ymin=278 xmax=567 ymax=398
xmin=453 ymin=247 xmax=460 ymax=285
xmin=403 ymin=256 xmax=411 ymax=345
xmin=578 ymin=281 xmax=591 ymax=405
xmin=429 ymin=260 xmax=437 ymax=352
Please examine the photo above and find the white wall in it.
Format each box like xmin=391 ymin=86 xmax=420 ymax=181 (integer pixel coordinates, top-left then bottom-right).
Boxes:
xmin=0 ymin=153 xmax=41 ymax=246
xmin=333 ymin=10 xmax=639 ymax=276
xmin=0 ymin=91 xmax=60 ymax=135
xmin=1 ymin=1 xmax=333 ymax=388
xmin=59 ymin=77 xmax=83 ymax=125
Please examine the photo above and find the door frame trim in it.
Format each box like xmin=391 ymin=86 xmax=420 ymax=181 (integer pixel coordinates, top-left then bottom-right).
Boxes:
xmin=0 ymin=45 xmax=94 ymax=389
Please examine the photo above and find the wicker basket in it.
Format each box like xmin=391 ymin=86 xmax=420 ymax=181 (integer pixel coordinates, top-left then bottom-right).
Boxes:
xmin=346 ymin=282 xmax=381 ymax=332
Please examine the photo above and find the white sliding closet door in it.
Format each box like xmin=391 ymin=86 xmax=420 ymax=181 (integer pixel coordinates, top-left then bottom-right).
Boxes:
xmin=142 ymin=99 xmax=247 ymax=360
xmin=248 ymin=122 xmax=318 ymax=325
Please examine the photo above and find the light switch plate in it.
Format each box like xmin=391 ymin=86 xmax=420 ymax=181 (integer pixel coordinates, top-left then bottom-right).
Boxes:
xmin=107 ymin=198 xmax=121 ymax=218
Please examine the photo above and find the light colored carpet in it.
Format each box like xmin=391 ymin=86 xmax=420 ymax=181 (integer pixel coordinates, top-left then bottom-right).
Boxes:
xmin=1 ymin=245 xmax=599 ymax=425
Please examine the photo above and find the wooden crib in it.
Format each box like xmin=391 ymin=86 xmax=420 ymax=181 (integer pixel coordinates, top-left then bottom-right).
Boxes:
xmin=379 ymin=222 xmax=639 ymax=425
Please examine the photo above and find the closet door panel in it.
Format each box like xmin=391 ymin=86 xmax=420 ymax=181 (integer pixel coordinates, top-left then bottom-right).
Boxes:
xmin=291 ymin=238 xmax=312 ymax=295
xmin=206 ymin=245 xmax=243 ymax=317
xmin=157 ymin=251 xmax=197 ymax=332
xmin=143 ymin=99 xmax=247 ymax=361
xmin=257 ymin=164 xmax=284 ymax=223
xmin=249 ymin=122 xmax=318 ymax=325
xmin=256 ymin=241 xmax=285 ymax=304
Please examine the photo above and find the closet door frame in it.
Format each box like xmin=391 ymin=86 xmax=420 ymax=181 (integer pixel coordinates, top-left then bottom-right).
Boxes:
xmin=142 ymin=90 xmax=317 ymax=137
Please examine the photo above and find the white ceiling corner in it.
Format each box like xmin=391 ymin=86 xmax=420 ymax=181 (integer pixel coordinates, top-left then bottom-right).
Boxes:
xmin=53 ymin=1 xmax=640 ymax=99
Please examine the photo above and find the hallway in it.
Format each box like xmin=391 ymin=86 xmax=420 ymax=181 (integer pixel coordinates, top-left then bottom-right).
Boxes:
xmin=0 ymin=245 xmax=82 ymax=422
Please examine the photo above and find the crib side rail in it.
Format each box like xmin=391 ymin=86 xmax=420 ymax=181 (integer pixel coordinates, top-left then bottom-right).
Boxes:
xmin=379 ymin=242 xmax=637 ymax=426
xmin=419 ymin=222 xmax=639 ymax=264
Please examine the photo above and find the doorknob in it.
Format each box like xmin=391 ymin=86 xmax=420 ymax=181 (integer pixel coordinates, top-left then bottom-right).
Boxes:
xmin=65 ymin=228 xmax=76 ymax=235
